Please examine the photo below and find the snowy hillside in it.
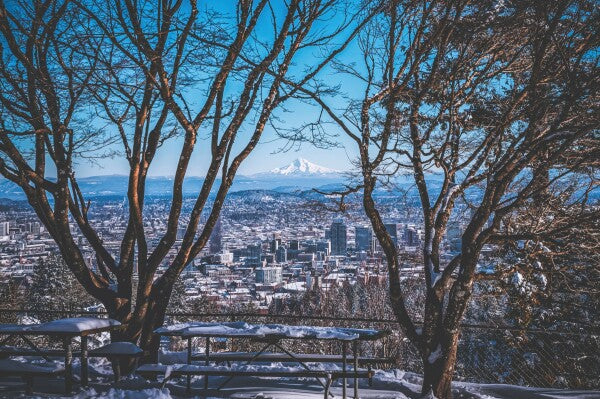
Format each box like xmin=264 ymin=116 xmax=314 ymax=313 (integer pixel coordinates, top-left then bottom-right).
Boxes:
xmin=264 ymin=158 xmax=340 ymax=176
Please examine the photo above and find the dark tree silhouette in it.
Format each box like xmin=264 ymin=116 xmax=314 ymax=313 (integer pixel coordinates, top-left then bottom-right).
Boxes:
xmin=0 ymin=0 xmax=372 ymax=360
xmin=282 ymin=0 xmax=599 ymax=397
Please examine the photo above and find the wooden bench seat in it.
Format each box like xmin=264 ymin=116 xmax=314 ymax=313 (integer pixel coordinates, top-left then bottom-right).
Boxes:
xmin=0 ymin=359 xmax=65 ymax=394
xmin=137 ymin=363 xmax=373 ymax=398
xmin=89 ymin=342 xmax=144 ymax=357
xmin=0 ymin=346 xmax=67 ymax=358
xmin=90 ymin=342 xmax=144 ymax=382
xmin=0 ymin=342 xmax=144 ymax=359
xmin=191 ymin=351 xmax=393 ymax=365
xmin=0 ymin=342 xmax=143 ymax=383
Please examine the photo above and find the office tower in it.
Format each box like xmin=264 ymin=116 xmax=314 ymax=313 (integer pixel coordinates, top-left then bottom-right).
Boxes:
xmin=27 ymin=222 xmax=41 ymax=234
xmin=330 ymin=218 xmax=347 ymax=255
xmin=276 ymin=246 xmax=287 ymax=263
xmin=384 ymin=223 xmax=398 ymax=246
xmin=248 ymin=243 xmax=262 ymax=259
xmin=245 ymin=243 xmax=262 ymax=267
xmin=316 ymin=240 xmax=331 ymax=256
xmin=404 ymin=227 xmax=420 ymax=246
xmin=255 ymin=266 xmax=283 ymax=284
xmin=209 ymin=217 xmax=222 ymax=253
xmin=355 ymin=226 xmax=373 ymax=252
xmin=270 ymin=237 xmax=281 ymax=252
xmin=0 ymin=222 xmax=10 ymax=236
xmin=289 ymin=240 xmax=300 ymax=251
xmin=447 ymin=221 xmax=462 ymax=253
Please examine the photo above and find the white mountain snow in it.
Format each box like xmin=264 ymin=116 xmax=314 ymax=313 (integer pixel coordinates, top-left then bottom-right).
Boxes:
xmin=264 ymin=157 xmax=340 ymax=176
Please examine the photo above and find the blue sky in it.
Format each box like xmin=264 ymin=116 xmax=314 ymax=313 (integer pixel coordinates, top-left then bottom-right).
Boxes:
xmin=71 ymin=1 xmax=364 ymax=178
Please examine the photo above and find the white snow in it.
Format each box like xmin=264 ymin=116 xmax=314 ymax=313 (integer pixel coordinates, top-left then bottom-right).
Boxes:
xmin=157 ymin=322 xmax=373 ymax=341
xmin=2 ymin=358 xmax=599 ymax=399
xmin=71 ymin=387 xmax=174 ymax=399
xmin=427 ymin=345 xmax=442 ymax=364
xmin=183 ymin=325 xmax=260 ymax=337
xmin=268 ymin=158 xmax=339 ymax=175
xmin=0 ymin=358 xmax=63 ymax=373
xmin=34 ymin=317 xmax=121 ymax=333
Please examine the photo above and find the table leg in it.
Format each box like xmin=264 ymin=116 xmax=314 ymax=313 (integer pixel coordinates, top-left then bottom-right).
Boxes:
xmin=353 ymin=341 xmax=358 ymax=399
xmin=216 ymin=340 xmax=274 ymax=391
xmin=342 ymin=341 xmax=347 ymax=399
xmin=272 ymin=342 xmax=333 ymax=396
xmin=113 ymin=357 xmax=121 ymax=382
xmin=187 ymin=337 xmax=192 ymax=393
xmin=204 ymin=337 xmax=210 ymax=391
xmin=63 ymin=337 xmax=73 ymax=394
xmin=81 ymin=335 xmax=89 ymax=387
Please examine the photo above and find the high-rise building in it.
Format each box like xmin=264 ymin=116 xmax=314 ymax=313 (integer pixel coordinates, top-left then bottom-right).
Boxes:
xmin=275 ymin=246 xmax=287 ymax=263
xmin=404 ymin=227 xmax=420 ymax=246
xmin=27 ymin=222 xmax=41 ymax=234
xmin=384 ymin=223 xmax=398 ymax=246
xmin=209 ymin=217 xmax=222 ymax=253
xmin=255 ymin=266 xmax=282 ymax=284
xmin=447 ymin=221 xmax=462 ymax=253
xmin=355 ymin=226 xmax=373 ymax=252
xmin=0 ymin=222 xmax=10 ymax=237
xmin=270 ymin=237 xmax=281 ymax=252
xmin=330 ymin=218 xmax=347 ymax=255
xmin=247 ymin=243 xmax=262 ymax=266
xmin=316 ymin=240 xmax=331 ymax=256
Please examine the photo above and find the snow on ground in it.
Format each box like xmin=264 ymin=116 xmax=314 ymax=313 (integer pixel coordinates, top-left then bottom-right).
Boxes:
xmin=0 ymin=357 xmax=598 ymax=398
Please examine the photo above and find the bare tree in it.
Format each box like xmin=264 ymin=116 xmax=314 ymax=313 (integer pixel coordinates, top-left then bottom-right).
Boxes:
xmin=285 ymin=0 xmax=599 ymax=397
xmin=0 ymin=0 xmax=371 ymax=360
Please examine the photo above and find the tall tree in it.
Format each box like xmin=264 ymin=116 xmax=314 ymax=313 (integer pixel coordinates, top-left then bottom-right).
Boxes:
xmin=0 ymin=0 xmax=371 ymax=358
xmin=286 ymin=0 xmax=599 ymax=397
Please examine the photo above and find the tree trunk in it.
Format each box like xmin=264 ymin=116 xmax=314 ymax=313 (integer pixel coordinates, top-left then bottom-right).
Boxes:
xmin=421 ymin=332 xmax=459 ymax=399
xmin=105 ymin=296 xmax=170 ymax=375
xmin=137 ymin=298 xmax=169 ymax=364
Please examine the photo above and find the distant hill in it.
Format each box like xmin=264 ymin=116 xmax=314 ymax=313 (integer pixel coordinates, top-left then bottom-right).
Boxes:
xmin=0 ymin=170 xmax=347 ymax=201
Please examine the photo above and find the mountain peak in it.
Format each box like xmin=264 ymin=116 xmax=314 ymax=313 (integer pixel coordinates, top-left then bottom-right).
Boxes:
xmin=268 ymin=157 xmax=339 ymax=176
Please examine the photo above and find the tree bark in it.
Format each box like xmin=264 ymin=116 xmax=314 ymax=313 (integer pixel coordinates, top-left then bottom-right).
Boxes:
xmin=421 ymin=331 xmax=459 ymax=399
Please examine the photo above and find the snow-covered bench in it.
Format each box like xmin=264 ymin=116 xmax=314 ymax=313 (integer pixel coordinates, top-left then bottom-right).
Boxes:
xmin=89 ymin=342 xmax=144 ymax=382
xmin=0 ymin=359 xmax=65 ymax=394
xmin=191 ymin=351 xmax=393 ymax=367
xmin=0 ymin=342 xmax=143 ymax=382
xmin=0 ymin=342 xmax=143 ymax=356
xmin=136 ymin=363 xmax=373 ymax=398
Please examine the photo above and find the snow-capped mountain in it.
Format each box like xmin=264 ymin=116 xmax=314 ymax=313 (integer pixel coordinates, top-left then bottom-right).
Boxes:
xmin=265 ymin=158 xmax=340 ymax=176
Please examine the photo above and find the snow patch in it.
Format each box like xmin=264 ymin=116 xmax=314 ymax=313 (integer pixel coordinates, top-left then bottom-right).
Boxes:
xmin=157 ymin=322 xmax=374 ymax=341
xmin=71 ymin=387 xmax=173 ymax=399
xmin=35 ymin=318 xmax=121 ymax=333
xmin=268 ymin=158 xmax=339 ymax=175
xmin=427 ymin=345 xmax=442 ymax=364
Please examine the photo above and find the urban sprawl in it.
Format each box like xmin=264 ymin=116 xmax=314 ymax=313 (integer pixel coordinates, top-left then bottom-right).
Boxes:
xmin=0 ymin=194 xmax=494 ymax=311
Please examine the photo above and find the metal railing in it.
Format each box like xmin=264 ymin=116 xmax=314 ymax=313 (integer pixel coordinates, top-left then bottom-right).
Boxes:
xmin=0 ymin=308 xmax=598 ymax=390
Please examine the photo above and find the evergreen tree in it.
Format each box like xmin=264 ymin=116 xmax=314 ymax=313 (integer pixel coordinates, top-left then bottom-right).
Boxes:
xmin=27 ymin=255 xmax=94 ymax=321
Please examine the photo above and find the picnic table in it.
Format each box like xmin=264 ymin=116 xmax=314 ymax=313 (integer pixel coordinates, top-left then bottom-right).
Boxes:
xmin=145 ymin=321 xmax=391 ymax=399
xmin=0 ymin=317 xmax=122 ymax=393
